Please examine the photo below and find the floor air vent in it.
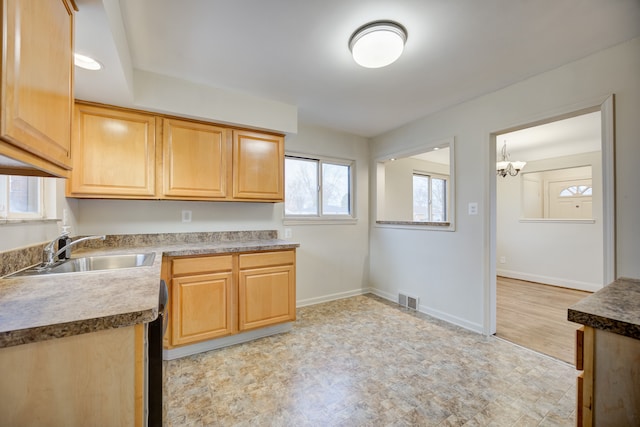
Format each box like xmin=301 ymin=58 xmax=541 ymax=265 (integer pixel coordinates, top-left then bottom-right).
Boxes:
xmin=398 ymin=293 xmax=419 ymax=310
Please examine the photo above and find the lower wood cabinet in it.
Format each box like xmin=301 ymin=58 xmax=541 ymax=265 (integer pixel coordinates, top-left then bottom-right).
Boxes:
xmin=575 ymin=325 xmax=640 ymax=426
xmin=170 ymin=255 xmax=234 ymax=346
xmin=239 ymin=251 xmax=296 ymax=331
xmin=163 ymin=250 xmax=296 ymax=349
xmin=0 ymin=324 xmax=145 ymax=427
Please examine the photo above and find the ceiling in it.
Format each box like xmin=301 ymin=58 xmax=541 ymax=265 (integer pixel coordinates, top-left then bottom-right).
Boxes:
xmin=74 ymin=0 xmax=640 ymax=138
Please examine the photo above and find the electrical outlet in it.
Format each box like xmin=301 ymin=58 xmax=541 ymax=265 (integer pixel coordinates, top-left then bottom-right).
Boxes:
xmin=499 ymin=256 xmax=506 ymax=264
xmin=468 ymin=202 xmax=478 ymax=215
xmin=284 ymin=228 xmax=292 ymax=239
xmin=181 ymin=210 xmax=192 ymax=223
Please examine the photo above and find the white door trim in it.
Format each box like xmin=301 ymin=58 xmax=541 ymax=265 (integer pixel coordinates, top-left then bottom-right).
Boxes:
xmin=485 ymin=94 xmax=616 ymax=335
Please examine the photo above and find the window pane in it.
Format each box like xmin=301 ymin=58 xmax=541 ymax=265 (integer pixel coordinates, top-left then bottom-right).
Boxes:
xmin=9 ymin=176 xmax=41 ymax=214
xmin=285 ymin=158 xmax=318 ymax=215
xmin=431 ymin=178 xmax=446 ymax=222
xmin=322 ymin=163 xmax=350 ymax=215
xmin=413 ymin=174 xmax=429 ymax=221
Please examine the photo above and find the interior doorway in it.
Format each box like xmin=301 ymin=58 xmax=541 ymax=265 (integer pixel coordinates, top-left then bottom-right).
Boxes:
xmin=486 ymin=95 xmax=616 ymax=361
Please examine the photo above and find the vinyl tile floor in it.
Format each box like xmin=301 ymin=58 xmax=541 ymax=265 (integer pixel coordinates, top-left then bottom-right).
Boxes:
xmin=163 ymin=295 xmax=576 ymax=426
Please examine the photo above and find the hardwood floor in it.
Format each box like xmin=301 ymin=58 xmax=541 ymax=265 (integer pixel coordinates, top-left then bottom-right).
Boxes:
xmin=496 ymin=276 xmax=591 ymax=364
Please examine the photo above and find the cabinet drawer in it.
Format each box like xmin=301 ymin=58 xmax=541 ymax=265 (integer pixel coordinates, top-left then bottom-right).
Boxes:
xmin=172 ymin=255 xmax=233 ymax=276
xmin=239 ymin=250 xmax=294 ymax=269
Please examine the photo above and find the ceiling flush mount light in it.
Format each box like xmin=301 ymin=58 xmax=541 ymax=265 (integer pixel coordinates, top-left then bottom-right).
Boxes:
xmin=74 ymin=53 xmax=102 ymax=71
xmin=349 ymin=20 xmax=407 ymax=68
xmin=496 ymin=141 xmax=526 ymax=177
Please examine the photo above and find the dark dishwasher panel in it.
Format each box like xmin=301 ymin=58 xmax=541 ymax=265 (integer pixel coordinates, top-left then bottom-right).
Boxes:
xmin=148 ymin=279 xmax=168 ymax=427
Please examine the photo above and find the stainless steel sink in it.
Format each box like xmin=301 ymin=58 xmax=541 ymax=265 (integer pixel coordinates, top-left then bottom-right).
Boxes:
xmin=7 ymin=252 xmax=156 ymax=277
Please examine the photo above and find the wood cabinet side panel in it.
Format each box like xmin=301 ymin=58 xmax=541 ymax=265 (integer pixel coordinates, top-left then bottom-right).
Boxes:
xmin=592 ymin=328 xmax=640 ymax=425
xmin=0 ymin=325 xmax=142 ymax=427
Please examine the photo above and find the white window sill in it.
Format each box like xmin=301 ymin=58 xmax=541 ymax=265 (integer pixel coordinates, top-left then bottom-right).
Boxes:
xmin=375 ymin=221 xmax=455 ymax=232
xmin=518 ymin=218 xmax=596 ymax=224
xmin=0 ymin=218 xmax=59 ymax=225
xmin=283 ymin=217 xmax=358 ymax=226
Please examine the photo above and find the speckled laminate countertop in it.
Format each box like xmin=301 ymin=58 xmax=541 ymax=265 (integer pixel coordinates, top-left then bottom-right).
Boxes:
xmin=0 ymin=232 xmax=299 ymax=348
xmin=568 ymin=277 xmax=640 ymax=340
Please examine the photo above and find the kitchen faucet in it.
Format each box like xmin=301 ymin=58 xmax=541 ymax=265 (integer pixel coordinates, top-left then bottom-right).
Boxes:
xmin=43 ymin=233 xmax=106 ymax=267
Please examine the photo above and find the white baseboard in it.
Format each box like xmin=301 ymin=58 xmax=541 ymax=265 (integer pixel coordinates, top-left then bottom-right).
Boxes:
xmin=369 ymin=289 xmax=484 ymax=334
xmin=296 ymin=288 xmax=369 ymax=307
xmin=163 ymin=323 xmax=292 ymax=360
xmin=496 ymin=269 xmax=603 ymax=292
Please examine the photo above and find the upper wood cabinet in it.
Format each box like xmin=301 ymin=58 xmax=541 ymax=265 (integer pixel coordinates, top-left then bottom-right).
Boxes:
xmin=67 ymin=102 xmax=285 ymax=202
xmin=0 ymin=0 xmax=76 ymax=177
xmin=161 ymin=118 xmax=230 ymax=199
xmin=233 ymin=130 xmax=284 ymax=201
xmin=67 ymin=103 xmax=157 ymax=198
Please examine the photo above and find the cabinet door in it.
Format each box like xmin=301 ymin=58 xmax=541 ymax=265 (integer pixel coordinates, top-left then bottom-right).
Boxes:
xmin=171 ymin=272 xmax=234 ymax=346
xmin=0 ymin=0 xmax=74 ymax=176
xmin=232 ymin=130 xmax=284 ymax=201
xmin=161 ymin=119 xmax=230 ymax=199
xmin=67 ymin=104 xmax=156 ymax=197
xmin=238 ymin=251 xmax=295 ymax=331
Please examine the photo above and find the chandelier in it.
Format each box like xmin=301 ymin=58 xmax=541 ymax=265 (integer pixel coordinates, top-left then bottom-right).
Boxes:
xmin=496 ymin=142 xmax=526 ymax=177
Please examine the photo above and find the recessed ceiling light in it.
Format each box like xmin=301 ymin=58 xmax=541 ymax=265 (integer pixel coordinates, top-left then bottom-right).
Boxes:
xmin=349 ymin=21 xmax=407 ymax=68
xmin=74 ymin=53 xmax=102 ymax=71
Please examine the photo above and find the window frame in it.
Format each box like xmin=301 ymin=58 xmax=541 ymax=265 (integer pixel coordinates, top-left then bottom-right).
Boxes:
xmin=0 ymin=175 xmax=58 ymax=223
xmin=0 ymin=175 xmax=44 ymax=220
xmin=284 ymin=153 xmax=356 ymax=224
xmin=412 ymin=171 xmax=449 ymax=223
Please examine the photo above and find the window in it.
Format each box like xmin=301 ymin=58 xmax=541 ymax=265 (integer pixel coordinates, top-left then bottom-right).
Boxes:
xmin=412 ymin=173 xmax=447 ymax=222
xmin=560 ymin=185 xmax=593 ymax=197
xmin=285 ymin=155 xmax=354 ymax=219
xmin=0 ymin=175 xmax=44 ymax=219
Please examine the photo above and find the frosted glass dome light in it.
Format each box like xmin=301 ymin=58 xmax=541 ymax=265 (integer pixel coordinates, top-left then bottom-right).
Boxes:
xmin=74 ymin=53 xmax=102 ymax=71
xmin=349 ymin=21 xmax=407 ymax=68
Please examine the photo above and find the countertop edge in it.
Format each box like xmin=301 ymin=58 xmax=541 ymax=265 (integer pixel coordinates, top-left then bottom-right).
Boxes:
xmin=567 ymin=277 xmax=640 ymax=340
xmin=567 ymin=308 xmax=640 ymax=340
xmin=0 ymin=308 xmax=157 ymax=348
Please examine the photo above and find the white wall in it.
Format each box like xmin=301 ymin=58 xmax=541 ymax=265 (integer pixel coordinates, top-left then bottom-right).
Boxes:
xmin=497 ymin=152 xmax=603 ymax=291
xmin=369 ymin=37 xmax=640 ymax=333
xmin=284 ymin=124 xmax=370 ymax=306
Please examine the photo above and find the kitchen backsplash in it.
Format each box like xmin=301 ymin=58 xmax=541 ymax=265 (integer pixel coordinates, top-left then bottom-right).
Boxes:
xmin=0 ymin=230 xmax=278 ymax=277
